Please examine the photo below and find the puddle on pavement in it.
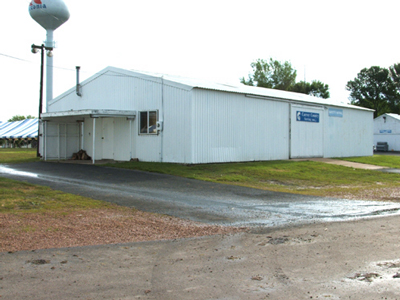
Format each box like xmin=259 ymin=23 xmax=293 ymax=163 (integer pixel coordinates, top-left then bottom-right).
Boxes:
xmin=222 ymin=199 xmax=400 ymax=227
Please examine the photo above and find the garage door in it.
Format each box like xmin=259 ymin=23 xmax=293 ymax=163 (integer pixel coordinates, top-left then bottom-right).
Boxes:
xmin=290 ymin=104 xmax=324 ymax=158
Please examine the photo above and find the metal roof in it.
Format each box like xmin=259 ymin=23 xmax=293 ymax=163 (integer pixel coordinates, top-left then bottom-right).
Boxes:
xmin=0 ymin=119 xmax=38 ymax=139
xmin=41 ymin=109 xmax=137 ymax=122
xmin=51 ymin=66 xmax=374 ymax=112
xmin=384 ymin=113 xmax=400 ymax=121
xmin=126 ymin=68 xmax=373 ymax=111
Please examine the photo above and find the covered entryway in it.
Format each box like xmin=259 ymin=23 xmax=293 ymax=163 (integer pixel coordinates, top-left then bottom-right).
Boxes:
xmin=41 ymin=109 xmax=136 ymax=163
xmin=290 ymin=104 xmax=324 ymax=158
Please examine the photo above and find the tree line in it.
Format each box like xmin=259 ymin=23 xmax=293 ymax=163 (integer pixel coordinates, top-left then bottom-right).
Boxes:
xmin=7 ymin=115 xmax=35 ymax=122
xmin=346 ymin=64 xmax=400 ymax=118
xmin=241 ymin=58 xmax=330 ymax=99
xmin=241 ymin=58 xmax=400 ymax=118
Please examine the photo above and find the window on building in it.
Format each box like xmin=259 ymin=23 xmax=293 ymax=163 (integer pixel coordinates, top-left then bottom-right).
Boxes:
xmin=139 ymin=110 xmax=158 ymax=134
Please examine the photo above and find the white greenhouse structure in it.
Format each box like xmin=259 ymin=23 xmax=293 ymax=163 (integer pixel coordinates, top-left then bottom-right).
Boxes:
xmin=40 ymin=66 xmax=374 ymax=164
xmin=374 ymin=113 xmax=400 ymax=151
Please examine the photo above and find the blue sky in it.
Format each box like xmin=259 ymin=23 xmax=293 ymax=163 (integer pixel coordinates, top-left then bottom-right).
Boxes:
xmin=1 ymin=0 xmax=398 ymax=121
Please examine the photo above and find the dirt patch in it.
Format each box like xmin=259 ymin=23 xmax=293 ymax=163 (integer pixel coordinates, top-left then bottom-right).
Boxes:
xmin=1 ymin=186 xmax=399 ymax=253
xmin=328 ymin=186 xmax=400 ymax=201
xmin=0 ymin=208 xmax=244 ymax=252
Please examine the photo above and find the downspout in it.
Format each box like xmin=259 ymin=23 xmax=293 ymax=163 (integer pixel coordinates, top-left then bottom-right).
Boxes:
xmin=64 ymin=124 xmax=67 ymax=159
xmin=92 ymin=118 xmax=96 ymax=164
xmin=129 ymin=118 xmax=133 ymax=160
xmin=44 ymin=121 xmax=47 ymax=161
xmin=160 ymin=76 xmax=164 ymax=162
xmin=80 ymin=121 xmax=84 ymax=150
xmin=289 ymin=103 xmax=292 ymax=159
xmin=57 ymin=123 xmax=60 ymax=160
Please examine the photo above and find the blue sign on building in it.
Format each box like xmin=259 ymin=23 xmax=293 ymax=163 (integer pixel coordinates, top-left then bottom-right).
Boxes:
xmin=296 ymin=111 xmax=320 ymax=123
xmin=329 ymin=108 xmax=343 ymax=117
xmin=380 ymin=130 xmax=392 ymax=134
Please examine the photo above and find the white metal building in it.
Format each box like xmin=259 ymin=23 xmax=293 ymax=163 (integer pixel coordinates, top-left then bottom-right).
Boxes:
xmin=374 ymin=113 xmax=400 ymax=151
xmin=40 ymin=66 xmax=374 ymax=164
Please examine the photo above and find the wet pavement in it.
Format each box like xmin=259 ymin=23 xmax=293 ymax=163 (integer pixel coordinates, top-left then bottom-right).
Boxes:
xmin=1 ymin=162 xmax=400 ymax=227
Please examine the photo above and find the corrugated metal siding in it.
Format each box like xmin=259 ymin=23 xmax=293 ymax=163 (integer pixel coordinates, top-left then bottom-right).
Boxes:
xmin=373 ymin=134 xmax=400 ymax=151
xmin=133 ymin=77 xmax=162 ymax=162
xmin=82 ymin=118 xmax=103 ymax=160
xmin=46 ymin=67 xmax=374 ymax=163
xmin=374 ymin=114 xmax=400 ymax=134
xmin=324 ymin=108 xmax=373 ymax=157
xmin=290 ymin=104 xmax=324 ymax=158
xmin=191 ymin=89 xmax=289 ymax=164
xmin=114 ymin=118 xmax=131 ymax=161
xmin=44 ymin=123 xmax=58 ymax=159
xmin=161 ymin=85 xmax=192 ymax=163
xmin=373 ymin=114 xmax=400 ymax=151
xmin=51 ymin=72 xmax=165 ymax=162
xmin=44 ymin=123 xmax=79 ymax=160
xmin=50 ymin=71 xmax=167 ymax=113
xmin=49 ymin=72 xmax=136 ymax=112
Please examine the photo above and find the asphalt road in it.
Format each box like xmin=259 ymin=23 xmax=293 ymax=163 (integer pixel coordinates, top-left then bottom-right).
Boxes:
xmin=1 ymin=162 xmax=400 ymax=227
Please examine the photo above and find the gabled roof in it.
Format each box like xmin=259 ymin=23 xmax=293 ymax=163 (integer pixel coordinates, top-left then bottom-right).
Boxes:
xmin=0 ymin=119 xmax=38 ymax=139
xmin=375 ymin=113 xmax=400 ymax=121
xmin=385 ymin=113 xmax=400 ymax=121
xmin=51 ymin=66 xmax=373 ymax=112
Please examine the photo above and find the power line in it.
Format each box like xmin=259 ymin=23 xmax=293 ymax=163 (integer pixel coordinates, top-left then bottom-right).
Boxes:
xmin=0 ymin=53 xmax=31 ymax=62
xmin=0 ymin=51 xmax=78 ymax=72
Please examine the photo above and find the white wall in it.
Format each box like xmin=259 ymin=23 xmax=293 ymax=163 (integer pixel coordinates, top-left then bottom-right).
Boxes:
xmin=83 ymin=118 xmax=103 ymax=160
xmin=191 ymin=89 xmax=289 ymax=164
xmin=44 ymin=122 xmax=79 ymax=160
xmin=374 ymin=115 xmax=400 ymax=151
xmin=324 ymin=107 xmax=373 ymax=157
xmin=46 ymin=69 xmax=374 ymax=163
xmin=161 ymin=85 xmax=192 ymax=163
xmin=290 ymin=104 xmax=324 ymax=158
xmin=114 ymin=118 xmax=132 ymax=161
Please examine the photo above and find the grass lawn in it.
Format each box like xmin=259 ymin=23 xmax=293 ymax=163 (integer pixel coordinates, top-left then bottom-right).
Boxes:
xmin=0 ymin=148 xmax=124 ymax=213
xmin=0 ymin=148 xmax=40 ymax=164
xmin=0 ymin=148 xmax=125 ymax=219
xmin=0 ymin=177 xmax=117 ymax=214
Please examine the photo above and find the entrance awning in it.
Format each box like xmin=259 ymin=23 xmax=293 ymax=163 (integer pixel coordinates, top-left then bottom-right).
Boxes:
xmin=41 ymin=109 xmax=136 ymax=122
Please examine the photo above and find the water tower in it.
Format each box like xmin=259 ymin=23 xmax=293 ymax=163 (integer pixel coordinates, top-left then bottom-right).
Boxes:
xmin=29 ymin=0 xmax=70 ymax=111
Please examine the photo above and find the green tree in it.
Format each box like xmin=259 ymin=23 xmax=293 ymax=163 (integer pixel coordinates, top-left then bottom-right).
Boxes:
xmin=291 ymin=80 xmax=330 ymax=99
xmin=346 ymin=66 xmax=397 ymax=118
xmin=241 ymin=58 xmax=297 ymax=91
xmin=8 ymin=115 xmax=35 ymax=122
xmin=388 ymin=63 xmax=400 ymax=114
xmin=241 ymin=58 xmax=330 ymax=98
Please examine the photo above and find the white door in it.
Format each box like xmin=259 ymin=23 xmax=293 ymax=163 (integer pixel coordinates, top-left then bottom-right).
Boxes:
xmin=290 ymin=105 xmax=324 ymax=158
xmin=102 ymin=118 xmax=114 ymax=159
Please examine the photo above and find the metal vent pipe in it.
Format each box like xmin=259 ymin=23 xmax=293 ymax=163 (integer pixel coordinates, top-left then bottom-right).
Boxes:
xmin=76 ymin=66 xmax=82 ymax=97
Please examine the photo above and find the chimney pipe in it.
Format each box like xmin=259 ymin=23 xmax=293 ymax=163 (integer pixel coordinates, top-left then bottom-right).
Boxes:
xmin=76 ymin=66 xmax=82 ymax=97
